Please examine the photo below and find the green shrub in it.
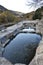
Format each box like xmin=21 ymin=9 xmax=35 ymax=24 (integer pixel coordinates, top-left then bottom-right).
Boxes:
xmin=0 ymin=10 xmax=21 ymax=24
xmin=32 ymin=9 xmax=42 ymax=20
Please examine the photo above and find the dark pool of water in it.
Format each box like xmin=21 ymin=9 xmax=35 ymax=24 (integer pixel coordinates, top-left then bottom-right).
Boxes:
xmin=3 ymin=33 xmax=41 ymax=64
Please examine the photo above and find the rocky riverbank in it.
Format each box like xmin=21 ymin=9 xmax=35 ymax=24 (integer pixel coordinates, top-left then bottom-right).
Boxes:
xmin=0 ymin=33 xmax=42 ymax=65
xmin=0 ymin=19 xmax=43 ymax=65
xmin=29 ymin=18 xmax=43 ymax=65
xmin=0 ymin=37 xmax=43 ymax=65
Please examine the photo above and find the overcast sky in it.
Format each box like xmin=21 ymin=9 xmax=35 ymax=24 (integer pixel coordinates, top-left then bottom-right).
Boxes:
xmin=0 ymin=0 xmax=43 ymax=13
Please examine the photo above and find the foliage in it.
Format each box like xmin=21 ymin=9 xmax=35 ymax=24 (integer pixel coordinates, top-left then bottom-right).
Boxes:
xmin=23 ymin=6 xmax=43 ymax=20
xmin=0 ymin=12 xmax=7 ymax=24
xmin=0 ymin=10 xmax=21 ymax=24
xmin=0 ymin=10 xmax=3 ymax=13
xmin=27 ymin=0 xmax=43 ymax=10
xmin=41 ymin=6 xmax=43 ymax=10
xmin=2 ymin=11 xmax=17 ymax=22
xmin=32 ymin=8 xmax=42 ymax=20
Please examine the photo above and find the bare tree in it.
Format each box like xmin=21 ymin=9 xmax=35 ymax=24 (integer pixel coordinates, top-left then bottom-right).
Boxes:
xmin=27 ymin=0 xmax=43 ymax=10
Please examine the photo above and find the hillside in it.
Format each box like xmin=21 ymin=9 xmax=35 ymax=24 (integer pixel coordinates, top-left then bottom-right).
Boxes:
xmin=0 ymin=5 xmax=24 ymax=17
xmin=23 ymin=6 xmax=43 ymax=20
xmin=0 ymin=5 xmax=43 ymax=25
xmin=23 ymin=11 xmax=35 ymax=20
xmin=0 ymin=5 xmax=7 ymax=11
xmin=0 ymin=5 xmax=24 ymax=24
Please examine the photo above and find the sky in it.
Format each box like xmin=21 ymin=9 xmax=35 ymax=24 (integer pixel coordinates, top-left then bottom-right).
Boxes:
xmin=0 ymin=0 xmax=43 ymax=13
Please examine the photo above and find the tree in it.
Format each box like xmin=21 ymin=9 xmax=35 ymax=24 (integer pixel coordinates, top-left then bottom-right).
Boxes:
xmin=32 ymin=9 xmax=42 ymax=20
xmin=27 ymin=0 xmax=43 ymax=10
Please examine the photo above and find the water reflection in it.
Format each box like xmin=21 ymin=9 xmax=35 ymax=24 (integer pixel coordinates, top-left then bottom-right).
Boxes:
xmin=3 ymin=33 xmax=41 ymax=64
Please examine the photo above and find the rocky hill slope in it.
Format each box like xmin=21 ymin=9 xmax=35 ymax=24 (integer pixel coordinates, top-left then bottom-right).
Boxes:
xmin=23 ymin=6 xmax=43 ymax=20
xmin=0 ymin=5 xmax=24 ymax=17
xmin=0 ymin=5 xmax=24 ymax=24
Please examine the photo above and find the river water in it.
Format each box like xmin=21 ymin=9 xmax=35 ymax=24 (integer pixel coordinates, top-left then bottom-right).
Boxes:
xmin=3 ymin=33 xmax=41 ymax=64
